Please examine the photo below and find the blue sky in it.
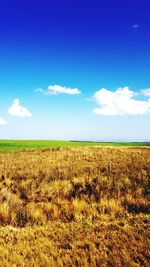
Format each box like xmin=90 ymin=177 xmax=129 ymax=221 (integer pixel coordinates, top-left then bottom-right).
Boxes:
xmin=0 ymin=0 xmax=150 ymax=141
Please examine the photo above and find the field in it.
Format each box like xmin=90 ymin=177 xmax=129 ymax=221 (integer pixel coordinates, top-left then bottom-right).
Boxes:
xmin=0 ymin=140 xmax=150 ymax=152
xmin=0 ymin=144 xmax=150 ymax=266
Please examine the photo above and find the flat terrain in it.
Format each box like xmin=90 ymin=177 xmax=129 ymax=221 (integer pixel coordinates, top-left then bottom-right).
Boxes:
xmin=0 ymin=140 xmax=150 ymax=152
xmin=0 ymin=146 xmax=150 ymax=266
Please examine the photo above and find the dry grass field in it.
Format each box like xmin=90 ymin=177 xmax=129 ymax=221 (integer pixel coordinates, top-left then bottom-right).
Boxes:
xmin=0 ymin=146 xmax=150 ymax=266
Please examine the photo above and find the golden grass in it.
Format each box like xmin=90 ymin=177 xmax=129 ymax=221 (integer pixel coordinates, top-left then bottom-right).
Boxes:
xmin=0 ymin=146 xmax=150 ymax=266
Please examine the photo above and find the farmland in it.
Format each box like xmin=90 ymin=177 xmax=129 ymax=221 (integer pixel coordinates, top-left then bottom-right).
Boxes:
xmin=0 ymin=145 xmax=150 ymax=266
xmin=0 ymin=140 xmax=150 ymax=152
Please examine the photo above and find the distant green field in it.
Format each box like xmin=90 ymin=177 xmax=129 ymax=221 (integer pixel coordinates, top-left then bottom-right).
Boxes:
xmin=0 ymin=140 xmax=150 ymax=152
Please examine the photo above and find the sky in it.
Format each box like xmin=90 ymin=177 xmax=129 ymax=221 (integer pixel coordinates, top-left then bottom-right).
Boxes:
xmin=0 ymin=0 xmax=150 ymax=141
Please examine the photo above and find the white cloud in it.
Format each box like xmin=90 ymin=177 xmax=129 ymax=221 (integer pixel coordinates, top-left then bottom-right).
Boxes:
xmin=141 ymin=88 xmax=150 ymax=97
xmin=48 ymin=85 xmax=81 ymax=95
xmin=8 ymin=99 xmax=32 ymax=118
xmin=35 ymin=88 xmax=45 ymax=94
xmin=0 ymin=118 xmax=7 ymax=125
xmin=93 ymin=87 xmax=150 ymax=116
xmin=35 ymin=85 xmax=81 ymax=95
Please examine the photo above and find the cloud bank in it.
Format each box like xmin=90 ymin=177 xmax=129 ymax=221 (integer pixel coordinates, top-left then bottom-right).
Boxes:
xmin=35 ymin=85 xmax=81 ymax=95
xmin=93 ymin=87 xmax=150 ymax=116
xmin=141 ymin=88 xmax=150 ymax=97
xmin=0 ymin=118 xmax=7 ymax=125
xmin=8 ymin=99 xmax=32 ymax=118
